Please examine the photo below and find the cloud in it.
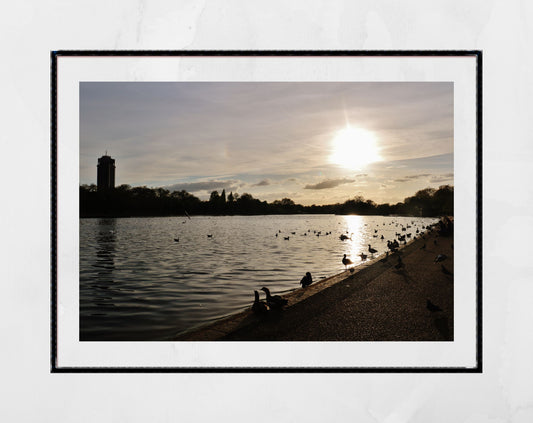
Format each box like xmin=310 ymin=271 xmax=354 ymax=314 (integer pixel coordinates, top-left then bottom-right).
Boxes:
xmin=393 ymin=173 xmax=431 ymax=183
xmin=304 ymin=178 xmax=355 ymax=190
xmin=164 ymin=180 xmax=239 ymax=193
xmin=429 ymin=173 xmax=454 ymax=183
xmin=356 ymin=173 xmax=368 ymax=177
xmin=252 ymin=179 xmax=271 ymax=187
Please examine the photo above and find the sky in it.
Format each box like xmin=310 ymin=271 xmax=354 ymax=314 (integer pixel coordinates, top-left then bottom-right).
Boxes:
xmin=80 ymin=82 xmax=453 ymax=206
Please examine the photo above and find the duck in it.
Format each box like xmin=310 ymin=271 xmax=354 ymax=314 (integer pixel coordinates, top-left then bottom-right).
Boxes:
xmin=342 ymin=254 xmax=353 ymax=269
xmin=261 ymin=287 xmax=288 ymax=309
xmin=252 ymin=290 xmax=269 ymax=314
xmin=300 ymin=272 xmax=313 ymax=288
xmin=434 ymin=254 xmax=447 ymax=263
xmin=174 ymin=238 xmax=179 ymax=242
xmin=359 ymin=253 xmax=367 ymax=261
xmin=283 ymin=236 xmax=290 ymax=240
xmin=207 ymin=234 xmax=213 ymax=238
xmin=368 ymin=244 xmax=378 ymax=255
xmin=426 ymin=299 xmax=442 ymax=312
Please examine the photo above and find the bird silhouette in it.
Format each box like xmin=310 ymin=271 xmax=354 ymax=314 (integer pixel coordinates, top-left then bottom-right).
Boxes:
xmin=359 ymin=253 xmax=368 ymax=261
xmin=207 ymin=234 xmax=213 ymax=238
xmin=174 ymin=238 xmax=179 ymax=242
xmin=261 ymin=287 xmax=288 ymax=309
xmin=368 ymin=244 xmax=378 ymax=255
xmin=300 ymin=272 xmax=313 ymax=287
xmin=426 ymin=300 xmax=442 ymax=312
xmin=342 ymin=254 xmax=353 ymax=269
xmin=284 ymin=236 xmax=290 ymax=240
xmin=434 ymin=254 xmax=447 ymax=263
xmin=252 ymin=290 xmax=269 ymax=314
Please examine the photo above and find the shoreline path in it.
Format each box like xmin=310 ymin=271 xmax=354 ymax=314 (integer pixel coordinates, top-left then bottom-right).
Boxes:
xmin=174 ymin=228 xmax=453 ymax=342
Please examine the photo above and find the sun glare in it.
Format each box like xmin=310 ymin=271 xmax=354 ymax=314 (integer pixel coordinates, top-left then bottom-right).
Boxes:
xmin=329 ymin=127 xmax=382 ymax=169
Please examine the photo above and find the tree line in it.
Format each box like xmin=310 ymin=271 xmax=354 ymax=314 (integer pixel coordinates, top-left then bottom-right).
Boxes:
xmin=80 ymin=184 xmax=453 ymax=218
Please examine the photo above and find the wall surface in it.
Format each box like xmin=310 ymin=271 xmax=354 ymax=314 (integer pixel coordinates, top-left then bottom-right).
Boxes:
xmin=1 ymin=1 xmax=532 ymax=421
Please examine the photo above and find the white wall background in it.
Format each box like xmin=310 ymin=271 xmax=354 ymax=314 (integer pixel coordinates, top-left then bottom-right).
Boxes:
xmin=1 ymin=0 xmax=532 ymax=421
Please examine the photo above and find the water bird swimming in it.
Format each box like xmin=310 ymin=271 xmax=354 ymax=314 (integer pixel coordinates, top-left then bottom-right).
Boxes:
xmin=252 ymin=290 xmax=269 ymax=314
xmin=300 ymin=272 xmax=313 ymax=288
xmin=339 ymin=234 xmax=350 ymax=241
xmin=426 ymin=300 xmax=443 ymax=312
xmin=284 ymin=236 xmax=290 ymax=240
xmin=207 ymin=234 xmax=213 ymax=238
xmin=174 ymin=238 xmax=179 ymax=242
xmin=261 ymin=287 xmax=288 ymax=309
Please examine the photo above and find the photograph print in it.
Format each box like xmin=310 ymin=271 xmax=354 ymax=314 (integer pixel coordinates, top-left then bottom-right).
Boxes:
xmin=53 ymin=52 xmax=480 ymax=370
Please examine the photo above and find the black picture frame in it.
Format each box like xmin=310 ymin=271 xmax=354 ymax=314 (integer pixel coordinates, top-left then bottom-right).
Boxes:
xmin=51 ymin=50 xmax=482 ymax=373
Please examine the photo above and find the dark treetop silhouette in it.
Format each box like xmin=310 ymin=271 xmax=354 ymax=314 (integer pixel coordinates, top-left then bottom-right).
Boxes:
xmin=80 ymin=184 xmax=453 ymax=218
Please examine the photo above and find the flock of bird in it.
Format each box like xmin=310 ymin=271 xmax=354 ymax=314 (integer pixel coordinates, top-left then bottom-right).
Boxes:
xmin=250 ymin=219 xmax=452 ymax=316
xmin=171 ymin=215 xmax=450 ymax=317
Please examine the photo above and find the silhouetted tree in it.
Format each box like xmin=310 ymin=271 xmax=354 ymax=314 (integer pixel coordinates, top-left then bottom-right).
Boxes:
xmin=80 ymin=184 xmax=454 ymax=218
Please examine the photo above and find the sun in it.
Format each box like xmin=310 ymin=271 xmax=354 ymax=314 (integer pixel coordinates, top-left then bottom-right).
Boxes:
xmin=329 ymin=126 xmax=382 ymax=169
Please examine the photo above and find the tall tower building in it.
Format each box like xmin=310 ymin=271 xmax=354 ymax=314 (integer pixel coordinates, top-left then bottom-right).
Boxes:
xmin=97 ymin=154 xmax=115 ymax=191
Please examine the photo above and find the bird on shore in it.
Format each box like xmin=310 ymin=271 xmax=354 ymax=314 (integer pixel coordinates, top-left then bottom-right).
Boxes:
xmin=434 ymin=254 xmax=447 ymax=263
xmin=359 ymin=253 xmax=367 ymax=261
xmin=441 ymin=265 xmax=453 ymax=276
xmin=252 ymin=290 xmax=269 ymax=314
xmin=342 ymin=254 xmax=353 ymax=269
xmin=368 ymin=244 xmax=378 ymax=255
xmin=300 ymin=272 xmax=313 ymax=288
xmin=261 ymin=287 xmax=288 ymax=309
xmin=426 ymin=299 xmax=443 ymax=312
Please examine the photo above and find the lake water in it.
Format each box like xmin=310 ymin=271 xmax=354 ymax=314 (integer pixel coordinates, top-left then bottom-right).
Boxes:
xmin=80 ymin=214 xmax=438 ymax=340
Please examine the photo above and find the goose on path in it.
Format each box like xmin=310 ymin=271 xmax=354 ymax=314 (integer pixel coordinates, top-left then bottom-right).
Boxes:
xmin=261 ymin=287 xmax=288 ymax=310
xmin=252 ymin=290 xmax=269 ymax=314
xmin=426 ymin=300 xmax=443 ymax=312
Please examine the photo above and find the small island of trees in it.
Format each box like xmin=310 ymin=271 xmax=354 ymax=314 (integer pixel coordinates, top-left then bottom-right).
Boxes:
xmin=80 ymin=184 xmax=453 ymax=218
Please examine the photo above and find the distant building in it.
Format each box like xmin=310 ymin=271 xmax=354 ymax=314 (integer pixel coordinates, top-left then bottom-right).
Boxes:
xmin=97 ymin=154 xmax=115 ymax=191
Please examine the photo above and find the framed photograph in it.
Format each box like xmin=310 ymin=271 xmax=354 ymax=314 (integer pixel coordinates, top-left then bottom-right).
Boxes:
xmin=52 ymin=50 xmax=481 ymax=372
